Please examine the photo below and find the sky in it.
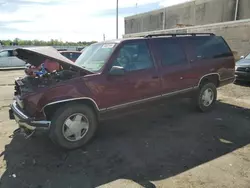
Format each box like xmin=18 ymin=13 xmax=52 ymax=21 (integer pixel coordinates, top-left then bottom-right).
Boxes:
xmin=0 ymin=0 xmax=190 ymax=42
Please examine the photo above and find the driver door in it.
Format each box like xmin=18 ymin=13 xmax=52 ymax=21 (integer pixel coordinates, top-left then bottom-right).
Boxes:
xmin=100 ymin=40 xmax=161 ymax=110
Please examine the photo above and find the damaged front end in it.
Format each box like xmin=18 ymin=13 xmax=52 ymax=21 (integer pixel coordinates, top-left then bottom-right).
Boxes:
xmin=9 ymin=100 xmax=51 ymax=138
xmin=9 ymin=46 xmax=92 ymax=138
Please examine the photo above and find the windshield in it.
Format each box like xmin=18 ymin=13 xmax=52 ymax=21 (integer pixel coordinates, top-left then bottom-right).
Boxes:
xmin=245 ymin=53 xmax=250 ymax=59
xmin=75 ymin=43 xmax=116 ymax=72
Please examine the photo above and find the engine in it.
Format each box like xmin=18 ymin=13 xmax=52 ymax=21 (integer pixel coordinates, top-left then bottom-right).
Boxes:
xmin=14 ymin=69 xmax=79 ymax=96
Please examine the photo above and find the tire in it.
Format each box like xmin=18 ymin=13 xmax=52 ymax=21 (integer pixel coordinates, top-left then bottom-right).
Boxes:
xmin=49 ymin=103 xmax=98 ymax=150
xmin=194 ymin=82 xmax=217 ymax=112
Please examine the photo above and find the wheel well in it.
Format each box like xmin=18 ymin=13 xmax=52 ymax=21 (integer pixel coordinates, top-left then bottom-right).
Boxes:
xmin=43 ymin=99 xmax=99 ymax=121
xmin=199 ymin=74 xmax=220 ymax=88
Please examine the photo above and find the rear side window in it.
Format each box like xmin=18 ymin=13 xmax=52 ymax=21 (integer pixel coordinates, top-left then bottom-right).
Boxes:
xmin=189 ymin=36 xmax=232 ymax=60
xmin=154 ymin=38 xmax=187 ymax=67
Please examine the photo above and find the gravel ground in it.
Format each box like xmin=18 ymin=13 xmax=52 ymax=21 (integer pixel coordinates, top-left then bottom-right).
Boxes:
xmin=0 ymin=70 xmax=250 ymax=188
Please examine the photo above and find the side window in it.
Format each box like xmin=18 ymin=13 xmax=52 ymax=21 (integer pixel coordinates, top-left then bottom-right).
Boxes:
xmin=8 ymin=50 xmax=14 ymax=57
xmin=155 ymin=38 xmax=187 ymax=66
xmin=191 ymin=36 xmax=232 ymax=60
xmin=0 ymin=51 xmax=10 ymax=58
xmin=113 ymin=41 xmax=153 ymax=72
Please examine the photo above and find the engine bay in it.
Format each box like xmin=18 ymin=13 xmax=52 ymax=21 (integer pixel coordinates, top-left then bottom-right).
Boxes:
xmin=15 ymin=69 xmax=80 ymax=96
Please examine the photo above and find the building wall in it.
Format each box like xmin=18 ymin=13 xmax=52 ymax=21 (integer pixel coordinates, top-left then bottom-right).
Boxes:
xmin=123 ymin=19 xmax=250 ymax=57
xmin=125 ymin=0 xmax=249 ymax=34
xmin=124 ymin=8 xmax=165 ymax=34
xmin=164 ymin=1 xmax=195 ymax=29
xmin=195 ymin=0 xmax=236 ymax=25
xmin=238 ymin=0 xmax=250 ymax=19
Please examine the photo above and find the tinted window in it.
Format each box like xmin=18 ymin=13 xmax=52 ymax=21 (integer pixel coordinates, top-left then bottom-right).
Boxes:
xmin=190 ymin=36 xmax=232 ymax=60
xmin=154 ymin=38 xmax=187 ymax=66
xmin=112 ymin=41 xmax=153 ymax=72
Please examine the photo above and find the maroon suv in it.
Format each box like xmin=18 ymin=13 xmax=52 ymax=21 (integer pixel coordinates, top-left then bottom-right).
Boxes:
xmin=9 ymin=33 xmax=235 ymax=149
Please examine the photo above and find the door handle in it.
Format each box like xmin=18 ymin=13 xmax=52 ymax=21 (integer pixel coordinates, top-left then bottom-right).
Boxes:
xmin=180 ymin=77 xmax=183 ymax=80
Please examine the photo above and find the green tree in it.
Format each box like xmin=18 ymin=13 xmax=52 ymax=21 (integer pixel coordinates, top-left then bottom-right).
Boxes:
xmin=0 ymin=38 xmax=96 ymax=47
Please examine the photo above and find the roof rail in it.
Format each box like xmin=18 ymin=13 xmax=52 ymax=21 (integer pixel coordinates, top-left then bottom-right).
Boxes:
xmin=144 ymin=33 xmax=215 ymax=38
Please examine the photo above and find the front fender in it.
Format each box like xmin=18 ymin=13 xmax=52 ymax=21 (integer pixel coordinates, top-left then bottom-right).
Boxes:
xmin=37 ymin=84 xmax=94 ymax=112
xmin=24 ymin=80 xmax=96 ymax=117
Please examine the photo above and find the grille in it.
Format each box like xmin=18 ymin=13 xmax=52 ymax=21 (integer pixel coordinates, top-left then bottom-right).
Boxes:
xmin=237 ymin=67 xmax=250 ymax=72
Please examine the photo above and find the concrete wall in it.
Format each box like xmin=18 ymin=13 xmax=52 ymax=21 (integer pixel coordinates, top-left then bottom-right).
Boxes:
xmin=125 ymin=0 xmax=250 ymax=34
xmin=123 ymin=19 xmax=250 ymax=57
xmin=164 ymin=1 xmax=195 ymax=29
xmin=125 ymin=8 xmax=165 ymax=34
xmin=238 ymin=0 xmax=250 ymax=20
xmin=195 ymin=0 xmax=236 ymax=25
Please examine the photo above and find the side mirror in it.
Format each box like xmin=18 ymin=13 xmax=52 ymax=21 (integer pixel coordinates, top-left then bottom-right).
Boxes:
xmin=240 ymin=56 xmax=245 ymax=59
xmin=109 ymin=66 xmax=125 ymax=76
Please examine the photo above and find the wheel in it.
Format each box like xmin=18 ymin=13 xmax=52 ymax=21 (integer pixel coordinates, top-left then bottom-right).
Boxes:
xmin=194 ymin=82 xmax=217 ymax=112
xmin=49 ymin=103 xmax=98 ymax=150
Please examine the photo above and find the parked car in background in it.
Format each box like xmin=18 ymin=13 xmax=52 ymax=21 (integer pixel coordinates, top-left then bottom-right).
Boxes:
xmin=57 ymin=49 xmax=67 ymax=52
xmin=77 ymin=47 xmax=85 ymax=51
xmin=0 ymin=49 xmax=26 ymax=69
xmin=60 ymin=51 xmax=82 ymax=62
xmin=9 ymin=33 xmax=235 ymax=150
xmin=235 ymin=53 xmax=250 ymax=82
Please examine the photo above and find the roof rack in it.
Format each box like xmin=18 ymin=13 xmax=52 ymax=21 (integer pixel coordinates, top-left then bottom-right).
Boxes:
xmin=144 ymin=33 xmax=215 ymax=38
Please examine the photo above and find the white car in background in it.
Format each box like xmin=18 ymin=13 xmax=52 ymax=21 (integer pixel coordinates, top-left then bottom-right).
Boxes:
xmin=0 ymin=49 xmax=26 ymax=69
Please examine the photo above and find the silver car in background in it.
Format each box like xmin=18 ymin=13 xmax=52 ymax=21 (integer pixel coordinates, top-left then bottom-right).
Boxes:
xmin=0 ymin=49 xmax=26 ymax=69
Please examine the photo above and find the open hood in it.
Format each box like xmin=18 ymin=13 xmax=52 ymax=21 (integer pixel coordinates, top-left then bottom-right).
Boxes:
xmin=14 ymin=46 xmax=93 ymax=74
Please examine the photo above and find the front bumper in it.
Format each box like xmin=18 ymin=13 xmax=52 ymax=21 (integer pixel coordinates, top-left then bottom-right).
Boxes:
xmin=9 ymin=100 xmax=51 ymax=132
xmin=235 ymin=71 xmax=250 ymax=81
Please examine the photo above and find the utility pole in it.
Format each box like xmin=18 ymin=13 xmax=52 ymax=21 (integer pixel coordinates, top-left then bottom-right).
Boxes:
xmin=116 ymin=0 xmax=118 ymax=39
xmin=234 ymin=0 xmax=239 ymax=21
xmin=103 ymin=33 xmax=106 ymax=41
xmin=136 ymin=2 xmax=138 ymax=15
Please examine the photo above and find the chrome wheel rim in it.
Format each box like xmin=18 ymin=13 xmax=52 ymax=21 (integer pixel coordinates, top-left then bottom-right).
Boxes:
xmin=62 ymin=113 xmax=89 ymax=142
xmin=201 ymin=88 xmax=214 ymax=107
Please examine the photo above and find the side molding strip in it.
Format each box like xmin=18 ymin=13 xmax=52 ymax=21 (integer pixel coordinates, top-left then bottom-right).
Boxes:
xmin=41 ymin=73 xmax=233 ymax=114
xmin=42 ymin=97 xmax=102 ymax=114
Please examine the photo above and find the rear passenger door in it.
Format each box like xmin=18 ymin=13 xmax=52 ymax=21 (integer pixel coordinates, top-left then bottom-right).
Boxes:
xmin=152 ymin=38 xmax=193 ymax=95
xmin=184 ymin=36 xmax=234 ymax=85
